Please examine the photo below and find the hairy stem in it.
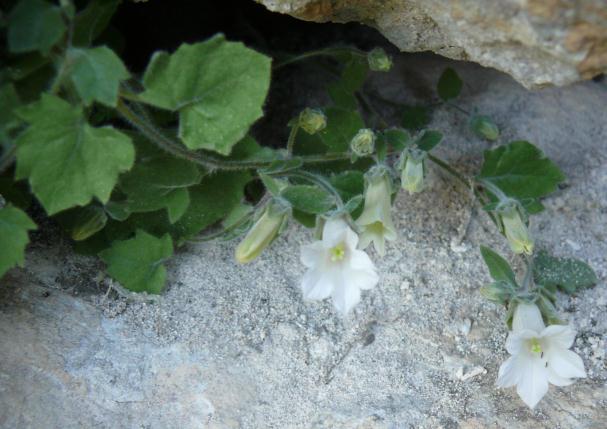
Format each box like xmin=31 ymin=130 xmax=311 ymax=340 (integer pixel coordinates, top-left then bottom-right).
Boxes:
xmin=286 ymin=124 xmax=300 ymax=156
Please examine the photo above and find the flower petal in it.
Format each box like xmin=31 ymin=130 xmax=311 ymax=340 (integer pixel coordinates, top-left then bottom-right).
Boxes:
xmin=541 ymin=325 xmax=576 ymax=350
xmin=343 ymin=225 xmax=359 ymax=250
xmin=515 ymin=356 xmax=549 ymax=409
xmin=505 ymin=330 xmax=537 ymax=355
xmin=349 ymin=249 xmax=377 ymax=274
xmin=545 ymin=349 xmax=586 ymax=379
xmin=331 ymin=274 xmax=361 ymax=315
xmin=497 ymin=356 xmax=522 ymax=388
xmin=348 ymin=267 xmax=379 ymax=291
xmin=513 ymin=303 xmax=545 ymax=333
xmin=358 ymin=231 xmax=373 ymax=250
xmin=547 ymin=369 xmax=574 ymax=387
xmin=322 ymin=218 xmax=349 ymax=248
xmin=300 ymin=241 xmax=325 ymax=267
xmin=301 ymin=268 xmax=333 ymax=301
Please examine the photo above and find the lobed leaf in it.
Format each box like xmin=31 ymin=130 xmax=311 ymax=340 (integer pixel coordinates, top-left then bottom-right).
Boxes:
xmin=100 ymin=230 xmax=173 ymax=294
xmin=478 ymin=141 xmax=565 ymax=202
xmin=15 ymin=94 xmax=135 ymax=215
xmin=0 ymin=204 xmax=37 ymax=278
xmin=139 ymin=35 xmax=271 ymax=155
xmin=67 ymin=46 xmax=129 ymax=107
xmin=8 ymin=0 xmax=66 ymax=54
xmin=533 ymin=250 xmax=597 ymax=294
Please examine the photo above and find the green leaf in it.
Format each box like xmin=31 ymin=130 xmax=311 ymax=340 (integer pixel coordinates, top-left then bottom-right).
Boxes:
xmin=228 ymin=135 xmax=277 ymax=161
xmin=329 ymin=171 xmax=364 ymax=201
xmin=100 ymin=230 xmax=173 ymax=294
xmin=416 ymin=130 xmax=443 ymax=152
xmin=8 ymin=0 xmax=66 ymax=54
xmin=67 ymin=46 xmax=129 ymax=107
xmin=533 ymin=250 xmax=597 ymax=294
xmin=479 ymin=281 xmax=514 ymax=305
xmin=478 ymin=141 xmax=566 ymax=201
xmin=0 ymin=84 xmax=23 ymax=141
xmin=167 ymin=171 xmax=250 ymax=244
xmin=0 ymin=204 xmax=37 ymax=278
xmin=139 ymin=34 xmax=271 ymax=155
xmin=380 ymin=128 xmax=411 ymax=151
xmin=119 ymin=152 xmax=202 ymax=223
xmin=281 ymin=185 xmax=335 ymax=214
xmin=56 ymin=205 xmax=108 ymax=241
xmin=72 ymin=0 xmax=120 ymax=46
xmin=319 ymin=107 xmax=365 ymax=152
xmin=259 ymin=173 xmax=285 ymax=197
xmin=480 ymin=246 xmax=517 ymax=287
xmin=14 ymin=94 xmax=135 ymax=215
xmin=437 ymin=67 xmax=463 ymax=101
xmin=328 ymin=57 xmax=368 ymax=109
xmin=402 ymin=105 xmax=432 ymax=131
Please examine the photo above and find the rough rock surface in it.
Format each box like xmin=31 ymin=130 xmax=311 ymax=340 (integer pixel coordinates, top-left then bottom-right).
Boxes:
xmin=1 ymin=54 xmax=606 ymax=428
xmin=257 ymin=0 xmax=607 ymax=88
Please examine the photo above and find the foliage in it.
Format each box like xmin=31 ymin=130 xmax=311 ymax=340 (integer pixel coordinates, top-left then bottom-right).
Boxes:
xmin=0 ymin=0 xmax=596 ymax=319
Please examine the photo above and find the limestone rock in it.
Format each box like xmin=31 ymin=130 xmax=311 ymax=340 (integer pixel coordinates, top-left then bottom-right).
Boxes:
xmin=257 ymin=0 xmax=607 ymax=88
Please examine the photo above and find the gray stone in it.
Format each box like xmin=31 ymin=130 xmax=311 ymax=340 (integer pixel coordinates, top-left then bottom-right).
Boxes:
xmin=257 ymin=0 xmax=607 ymax=88
xmin=1 ymin=53 xmax=606 ymax=428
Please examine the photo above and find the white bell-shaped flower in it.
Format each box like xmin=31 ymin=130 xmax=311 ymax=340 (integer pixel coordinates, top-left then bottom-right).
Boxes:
xmin=497 ymin=302 xmax=586 ymax=409
xmin=356 ymin=168 xmax=397 ymax=256
xmin=300 ymin=217 xmax=378 ymax=314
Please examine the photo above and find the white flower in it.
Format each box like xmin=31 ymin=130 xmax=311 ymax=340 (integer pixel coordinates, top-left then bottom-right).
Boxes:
xmin=497 ymin=302 xmax=586 ymax=409
xmin=300 ymin=217 xmax=379 ymax=314
xmin=356 ymin=170 xmax=397 ymax=256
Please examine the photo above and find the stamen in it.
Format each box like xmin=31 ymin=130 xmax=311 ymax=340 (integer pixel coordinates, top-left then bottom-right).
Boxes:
xmin=530 ymin=338 xmax=542 ymax=354
xmin=330 ymin=243 xmax=346 ymax=262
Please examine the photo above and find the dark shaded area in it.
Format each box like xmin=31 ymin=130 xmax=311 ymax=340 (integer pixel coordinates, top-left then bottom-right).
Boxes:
xmin=111 ymin=0 xmax=386 ymax=72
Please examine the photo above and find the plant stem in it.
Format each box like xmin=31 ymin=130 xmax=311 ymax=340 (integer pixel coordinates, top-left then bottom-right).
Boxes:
xmin=286 ymin=124 xmax=299 ymax=156
xmin=520 ymin=254 xmax=535 ymax=292
xmin=273 ymin=47 xmax=366 ymax=70
xmin=446 ymin=101 xmax=472 ymax=116
xmin=426 ymin=154 xmax=472 ymax=190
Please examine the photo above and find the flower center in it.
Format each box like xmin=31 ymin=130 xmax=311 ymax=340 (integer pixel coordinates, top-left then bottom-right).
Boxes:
xmin=330 ymin=243 xmax=346 ymax=262
xmin=530 ymin=338 xmax=542 ymax=354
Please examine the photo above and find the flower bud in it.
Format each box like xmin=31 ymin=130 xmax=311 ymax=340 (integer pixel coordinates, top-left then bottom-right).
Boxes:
xmin=356 ymin=167 xmax=396 ymax=256
xmin=367 ymin=48 xmax=392 ymax=72
xmin=235 ymin=200 xmax=289 ymax=264
xmin=399 ymin=151 xmax=425 ymax=194
xmin=501 ymin=207 xmax=534 ymax=255
xmin=298 ymin=108 xmax=326 ymax=134
xmin=470 ymin=115 xmax=500 ymax=141
xmin=71 ymin=206 xmax=107 ymax=241
xmin=350 ymin=128 xmax=376 ymax=157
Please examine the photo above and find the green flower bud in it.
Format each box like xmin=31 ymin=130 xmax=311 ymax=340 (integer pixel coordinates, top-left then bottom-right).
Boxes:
xmin=71 ymin=206 xmax=107 ymax=241
xmin=235 ymin=200 xmax=289 ymax=264
xmin=470 ymin=115 xmax=500 ymax=141
xmin=367 ymin=47 xmax=392 ymax=72
xmin=400 ymin=153 xmax=425 ymax=194
xmin=501 ymin=207 xmax=534 ymax=255
xmin=350 ymin=128 xmax=376 ymax=157
xmin=298 ymin=108 xmax=327 ymax=134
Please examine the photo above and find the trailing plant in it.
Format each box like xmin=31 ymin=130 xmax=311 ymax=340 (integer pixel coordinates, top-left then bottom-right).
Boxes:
xmin=0 ymin=0 xmax=598 ymax=410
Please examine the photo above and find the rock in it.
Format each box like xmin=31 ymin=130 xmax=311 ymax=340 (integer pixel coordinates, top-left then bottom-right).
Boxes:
xmin=256 ymin=0 xmax=607 ymax=88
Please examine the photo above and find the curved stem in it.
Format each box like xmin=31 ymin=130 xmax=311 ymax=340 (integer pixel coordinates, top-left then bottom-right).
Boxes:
xmin=286 ymin=124 xmax=299 ymax=156
xmin=426 ymin=154 xmax=472 ymax=190
xmin=273 ymin=47 xmax=366 ymax=70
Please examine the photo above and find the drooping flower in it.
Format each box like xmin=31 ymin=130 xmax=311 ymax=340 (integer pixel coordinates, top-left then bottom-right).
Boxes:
xmin=356 ymin=167 xmax=397 ymax=256
xmin=501 ymin=207 xmax=534 ymax=255
xmin=497 ymin=302 xmax=586 ymax=409
xmin=235 ymin=200 xmax=289 ymax=263
xmin=300 ymin=217 xmax=378 ymax=314
xmin=399 ymin=149 xmax=425 ymax=194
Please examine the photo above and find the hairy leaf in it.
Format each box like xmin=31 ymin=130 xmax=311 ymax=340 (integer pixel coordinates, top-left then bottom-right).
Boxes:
xmin=480 ymin=246 xmax=517 ymax=287
xmin=0 ymin=204 xmax=37 ymax=278
xmin=380 ymin=128 xmax=411 ymax=151
xmin=281 ymin=185 xmax=335 ymax=214
xmin=68 ymin=46 xmax=129 ymax=107
xmin=139 ymin=35 xmax=271 ymax=155
xmin=402 ymin=105 xmax=432 ymax=131
xmin=100 ymin=230 xmax=173 ymax=294
xmin=329 ymin=171 xmax=364 ymax=202
xmin=328 ymin=57 xmax=367 ymax=109
xmin=319 ymin=108 xmax=365 ymax=152
xmin=15 ymin=94 xmax=135 ymax=214
xmin=533 ymin=250 xmax=597 ymax=294
xmin=416 ymin=130 xmax=443 ymax=152
xmin=119 ymin=153 xmax=202 ymax=224
xmin=8 ymin=0 xmax=66 ymax=54
xmin=478 ymin=141 xmax=565 ymax=201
